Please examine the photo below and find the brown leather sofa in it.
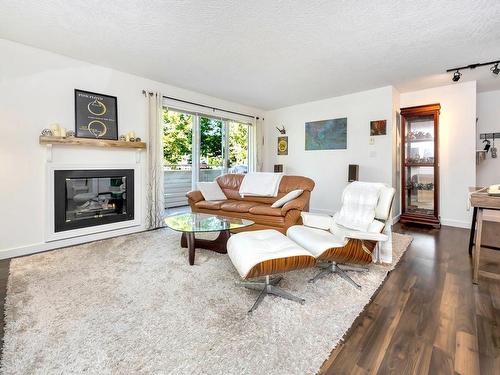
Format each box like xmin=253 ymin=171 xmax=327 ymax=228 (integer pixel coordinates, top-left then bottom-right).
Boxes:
xmin=186 ymin=174 xmax=315 ymax=233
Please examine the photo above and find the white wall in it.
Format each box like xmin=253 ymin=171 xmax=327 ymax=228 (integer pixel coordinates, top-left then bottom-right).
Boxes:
xmin=391 ymin=87 xmax=401 ymax=218
xmin=0 ymin=39 xmax=262 ymax=257
xmin=476 ymin=90 xmax=500 ymax=186
xmin=263 ymin=86 xmax=395 ymax=214
xmin=400 ymin=81 xmax=477 ymax=228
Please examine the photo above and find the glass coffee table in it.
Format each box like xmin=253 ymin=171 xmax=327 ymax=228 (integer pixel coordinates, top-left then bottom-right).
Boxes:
xmin=164 ymin=213 xmax=254 ymax=265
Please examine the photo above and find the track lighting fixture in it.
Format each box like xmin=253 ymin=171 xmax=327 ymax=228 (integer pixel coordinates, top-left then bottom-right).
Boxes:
xmin=452 ymin=70 xmax=461 ymax=82
xmin=491 ymin=63 xmax=500 ymax=75
xmin=446 ymin=59 xmax=500 ymax=82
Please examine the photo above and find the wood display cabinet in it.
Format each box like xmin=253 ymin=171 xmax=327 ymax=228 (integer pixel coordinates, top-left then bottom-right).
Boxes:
xmin=400 ymin=103 xmax=441 ymax=228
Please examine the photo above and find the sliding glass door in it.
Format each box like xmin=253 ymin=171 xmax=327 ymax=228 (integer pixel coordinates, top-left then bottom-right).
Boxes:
xmin=228 ymin=121 xmax=249 ymax=174
xmin=199 ymin=116 xmax=224 ymax=182
xmin=163 ymin=109 xmax=253 ymax=208
xmin=162 ymin=110 xmax=195 ymax=209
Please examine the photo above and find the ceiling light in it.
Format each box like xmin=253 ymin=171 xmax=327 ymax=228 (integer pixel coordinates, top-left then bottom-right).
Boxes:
xmin=452 ymin=70 xmax=461 ymax=82
xmin=491 ymin=63 xmax=500 ymax=75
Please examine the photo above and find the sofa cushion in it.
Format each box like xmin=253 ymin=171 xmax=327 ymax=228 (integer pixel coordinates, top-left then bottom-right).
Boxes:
xmin=195 ymin=200 xmax=227 ymax=210
xmin=248 ymin=205 xmax=283 ymax=217
xmin=221 ymin=201 xmax=262 ymax=213
xmin=271 ymin=189 xmax=303 ymax=208
xmin=198 ymin=181 xmax=227 ymax=201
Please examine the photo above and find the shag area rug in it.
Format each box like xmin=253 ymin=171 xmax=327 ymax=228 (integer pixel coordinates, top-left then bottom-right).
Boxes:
xmin=1 ymin=229 xmax=412 ymax=374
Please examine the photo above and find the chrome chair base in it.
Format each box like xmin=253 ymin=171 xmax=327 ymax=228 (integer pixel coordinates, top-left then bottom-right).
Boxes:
xmin=308 ymin=262 xmax=368 ymax=289
xmin=239 ymin=275 xmax=305 ymax=313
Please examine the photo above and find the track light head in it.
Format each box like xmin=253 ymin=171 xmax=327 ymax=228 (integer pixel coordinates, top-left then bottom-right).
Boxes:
xmin=491 ymin=63 xmax=500 ymax=75
xmin=452 ymin=70 xmax=462 ymax=82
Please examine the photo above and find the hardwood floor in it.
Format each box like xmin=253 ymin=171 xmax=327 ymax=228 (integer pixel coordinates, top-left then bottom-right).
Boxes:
xmin=0 ymin=224 xmax=498 ymax=374
xmin=320 ymin=224 xmax=500 ymax=375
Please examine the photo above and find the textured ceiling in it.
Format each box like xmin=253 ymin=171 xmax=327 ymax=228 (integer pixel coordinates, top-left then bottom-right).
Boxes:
xmin=1 ymin=0 xmax=500 ymax=109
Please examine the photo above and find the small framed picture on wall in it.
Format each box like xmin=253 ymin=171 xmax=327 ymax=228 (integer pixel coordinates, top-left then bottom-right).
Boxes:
xmin=75 ymin=89 xmax=118 ymax=140
xmin=370 ymin=120 xmax=387 ymax=136
xmin=277 ymin=136 xmax=288 ymax=155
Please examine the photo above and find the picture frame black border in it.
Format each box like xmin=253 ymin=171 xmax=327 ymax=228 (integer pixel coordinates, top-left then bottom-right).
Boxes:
xmin=74 ymin=89 xmax=119 ymax=140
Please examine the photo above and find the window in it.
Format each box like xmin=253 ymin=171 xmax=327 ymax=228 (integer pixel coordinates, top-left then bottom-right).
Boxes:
xmin=162 ymin=108 xmax=255 ymax=208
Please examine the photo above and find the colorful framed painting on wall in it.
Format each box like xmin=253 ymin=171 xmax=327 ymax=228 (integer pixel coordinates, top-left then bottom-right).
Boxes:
xmin=370 ymin=119 xmax=387 ymax=136
xmin=305 ymin=117 xmax=347 ymax=150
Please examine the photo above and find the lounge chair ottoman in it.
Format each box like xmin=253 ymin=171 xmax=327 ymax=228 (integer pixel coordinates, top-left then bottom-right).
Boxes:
xmin=227 ymin=229 xmax=316 ymax=312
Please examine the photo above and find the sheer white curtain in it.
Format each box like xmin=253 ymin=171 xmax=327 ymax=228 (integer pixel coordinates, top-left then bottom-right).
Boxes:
xmin=254 ymin=117 xmax=264 ymax=172
xmin=145 ymin=92 xmax=165 ymax=229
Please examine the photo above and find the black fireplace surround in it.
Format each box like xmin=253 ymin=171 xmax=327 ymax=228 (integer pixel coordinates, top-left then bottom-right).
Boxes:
xmin=54 ymin=169 xmax=134 ymax=232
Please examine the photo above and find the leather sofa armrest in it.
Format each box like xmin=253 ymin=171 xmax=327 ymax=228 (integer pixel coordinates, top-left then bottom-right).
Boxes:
xmin=281 ymin=199 xmax=304 ymax=215
xmin=280 ymin=191 xmax=310 ymax=216
xmin=186 ymin=190 xmax=204 ymax=204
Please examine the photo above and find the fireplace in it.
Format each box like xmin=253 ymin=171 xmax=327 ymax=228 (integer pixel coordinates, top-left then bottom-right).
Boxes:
xmin=54 ymin=169 xmax=134 ymax=232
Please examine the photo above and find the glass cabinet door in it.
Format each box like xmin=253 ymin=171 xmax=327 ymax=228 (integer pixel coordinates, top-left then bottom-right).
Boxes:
xmin=400 ymin=103 xmax=440 ymax=227
xmin=405 ymin=166 xmax=434 ymax=215
xmin=404 ymin=115 xmax=435 ymax=215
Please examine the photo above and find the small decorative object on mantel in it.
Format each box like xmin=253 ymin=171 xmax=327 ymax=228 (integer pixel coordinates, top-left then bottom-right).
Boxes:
xmin=75 ymin=89 xmax=118 ymax=140
xmin=41 ymin=128 xmax=53 ymax=137
xmin=125 ymin=131 xmax=138 ymax=141
xmin=50 ymin=123 xmax=61 ymax=137
xmin=370 ymin=120 xmax=387 ymax=136
xmin=66 ymin=130 xmax=75 ymax=138
xmin=135 ymin=137 xmax=141 ymax=142
xmin=119 ymin=135 xmax=127 ymax=141
xmin=43 ymin=124 xmax=71 ymax=138
xmin=277 ymin=136 xmax=288 ymax=155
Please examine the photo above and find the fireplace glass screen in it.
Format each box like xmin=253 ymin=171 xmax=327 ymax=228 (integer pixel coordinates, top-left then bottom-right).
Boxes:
xmin=65 ymin=177 xmax=127 ymax=221
xmin=54 ymin=169 xmax=134 ymax=232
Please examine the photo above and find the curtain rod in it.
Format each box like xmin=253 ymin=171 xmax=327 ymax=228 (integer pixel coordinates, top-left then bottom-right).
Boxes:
xmin=161 ymin=94 xmax=259 ymax=120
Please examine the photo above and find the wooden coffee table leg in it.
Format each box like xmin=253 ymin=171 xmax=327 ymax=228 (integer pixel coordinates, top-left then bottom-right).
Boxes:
xmin=180 ymin=230 xmax=231 ymax=265
xmin=186 ymin=232 xmax=195 ymax=266
xmin=195 ymin=230 xmax=230 ymax=254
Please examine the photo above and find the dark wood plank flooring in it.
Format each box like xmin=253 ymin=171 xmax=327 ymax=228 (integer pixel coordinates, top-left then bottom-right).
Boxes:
xmin=0 ymin=224 xmax=498 ymax=374
xmin=320 ymin=224 xmax=500 ymax=375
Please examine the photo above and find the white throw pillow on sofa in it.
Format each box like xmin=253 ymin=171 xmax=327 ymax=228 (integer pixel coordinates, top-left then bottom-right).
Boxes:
xmin=198 ymin=182 xmax=227 ymax=201
xmin=271 ymin=189 xmax=303 ymax=208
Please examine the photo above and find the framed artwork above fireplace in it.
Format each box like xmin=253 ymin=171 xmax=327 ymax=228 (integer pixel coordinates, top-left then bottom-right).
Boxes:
xmin=75 ymin=89 xmax=118 ymax=140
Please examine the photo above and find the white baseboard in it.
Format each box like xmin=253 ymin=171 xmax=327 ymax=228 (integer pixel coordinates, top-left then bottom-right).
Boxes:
xmin=440 ymin=218 xmax=471 ymax=229
xmin=0 ymin=225 xmax=146 ymax=260
xmin=391 ymin=214 xmax=401 ymax=225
